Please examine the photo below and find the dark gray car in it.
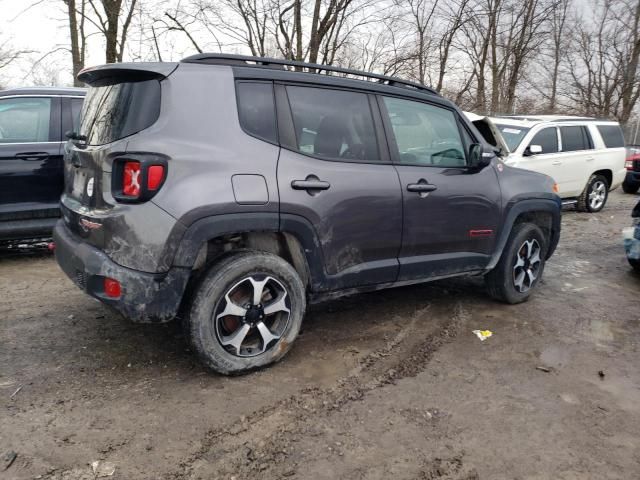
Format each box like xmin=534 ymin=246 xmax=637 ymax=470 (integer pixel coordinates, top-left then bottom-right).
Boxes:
xmin=53 ymin=54 xmax=561 ymax=374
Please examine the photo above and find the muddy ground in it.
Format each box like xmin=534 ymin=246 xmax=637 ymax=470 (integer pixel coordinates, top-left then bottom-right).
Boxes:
xmin=2 ymin=190 xmax=640 ymax=480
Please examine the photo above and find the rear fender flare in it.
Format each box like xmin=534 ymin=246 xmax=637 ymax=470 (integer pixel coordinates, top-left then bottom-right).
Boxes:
xmin=170 ymin=212 xmax=328 ymax=291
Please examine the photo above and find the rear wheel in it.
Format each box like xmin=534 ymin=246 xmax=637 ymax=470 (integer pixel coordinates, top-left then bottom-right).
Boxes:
xmin=187 ymin=251 xmax=306 ymax=375
xmin=577 ymin=174 xmax=609 ymax=212
xmin=622 ymin=180 xmax=639 ymax=194
xmin=485 ymin=223 xmax=547 ymax=304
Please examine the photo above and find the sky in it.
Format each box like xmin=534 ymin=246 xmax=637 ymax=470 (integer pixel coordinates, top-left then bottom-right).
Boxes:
xmin=0 ymin=0 xmax=196 ymax=87
xmin=1 ymin=1 xmax=76 ymax=86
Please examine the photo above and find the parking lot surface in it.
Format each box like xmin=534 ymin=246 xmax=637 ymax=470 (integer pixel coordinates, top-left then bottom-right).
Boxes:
xmin=2 ymin=190 xmax=640 ymax=479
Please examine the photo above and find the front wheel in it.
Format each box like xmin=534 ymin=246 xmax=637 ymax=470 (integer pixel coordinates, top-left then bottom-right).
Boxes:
xmin=629 ymin=258 xmax=640 ymax=271
xmin=485 ymin=223 xmax=547 ymax=304
xmin=577 ymin=174 xmax=609 ymax=212
xmin=186 ymin=251 xmax=306 ymax=375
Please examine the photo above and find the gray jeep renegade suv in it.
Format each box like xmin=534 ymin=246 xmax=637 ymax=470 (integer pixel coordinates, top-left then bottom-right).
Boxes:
xmin=54 ymin=54 xmax=561 ymax=374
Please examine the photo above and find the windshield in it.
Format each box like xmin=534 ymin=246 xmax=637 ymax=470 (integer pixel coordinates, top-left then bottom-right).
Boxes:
xmin=79 ymin=79 xmax=160 ymax=146
xmin=495 ymin=124 xmax=530 ymax=151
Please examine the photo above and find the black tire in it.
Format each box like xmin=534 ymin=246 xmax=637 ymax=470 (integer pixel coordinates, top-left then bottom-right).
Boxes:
xmin=622 ymin=180 xmax=640 ymax=194
xmin=186 ymin=251 xmax=306 ymax=375
xmin=485 ymin=223 xmax=547 ymax=304
xmin=629 ymin=258 xmax=640 ymax=271
xmin=577 ymin=174 xmax=609 ymax=212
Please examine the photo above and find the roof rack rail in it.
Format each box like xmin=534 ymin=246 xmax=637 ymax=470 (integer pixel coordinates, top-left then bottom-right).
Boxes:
xmin=181 ymin=53 xmax=438 ymax=95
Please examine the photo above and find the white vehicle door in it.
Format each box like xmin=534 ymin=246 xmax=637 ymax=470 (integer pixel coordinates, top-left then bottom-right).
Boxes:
xmin=554 ymin=125 xmax=595 ymax=196
xmin=518 ymin=126 xmax=566 ymax=188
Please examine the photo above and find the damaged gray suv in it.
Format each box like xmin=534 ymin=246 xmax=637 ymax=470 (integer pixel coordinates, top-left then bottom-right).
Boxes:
xmin=54 ymin=54 xmax=561 ymax=374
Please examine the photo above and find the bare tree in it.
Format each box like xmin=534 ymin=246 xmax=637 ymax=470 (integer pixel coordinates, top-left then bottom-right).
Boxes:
xmin=547 ymin=0 xmax=571 ymax=112
xmin=566 ymin=0 xmax=627 ymax=118
xmin=63 ymin=0 xmax=88 ymax=85
xmin=85 ymin=0 xmax=139 ymax=62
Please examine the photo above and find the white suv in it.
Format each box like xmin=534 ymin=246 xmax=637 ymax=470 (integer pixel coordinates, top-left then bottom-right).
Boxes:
xmin=466 ymin=114 xmax=626 ymax=212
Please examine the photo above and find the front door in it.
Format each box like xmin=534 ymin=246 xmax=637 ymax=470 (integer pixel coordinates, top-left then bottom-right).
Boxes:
xmin=276 ymin=84 xmax=402 ymax=290
xmin=0 ymin=96 xmax=62 ymax=217
xmin=379 ymin=95 xmax=502 ymax=281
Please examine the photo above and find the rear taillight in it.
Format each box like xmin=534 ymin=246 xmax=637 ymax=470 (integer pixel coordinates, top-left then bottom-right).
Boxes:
xmin=123 ymin=161 xmax=141 ymax=196
xmin=113 ymin=156 xmax=168 ymax=203
xmin=147 ymin=165 xmax=165 ymax=191
xmin=626 ymin=159 xmax=633 ymax=170
xmin=103 ymin=277 xmax=121 ymax=298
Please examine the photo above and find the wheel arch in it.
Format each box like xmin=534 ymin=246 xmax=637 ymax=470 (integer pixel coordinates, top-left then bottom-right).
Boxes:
xmin=168 ymin=212 xmax=327 ymax=292
xmin=486 ymin=198 xmax=561 ymax=272
xmin=592 ymin=169 xmax=613 ymax=187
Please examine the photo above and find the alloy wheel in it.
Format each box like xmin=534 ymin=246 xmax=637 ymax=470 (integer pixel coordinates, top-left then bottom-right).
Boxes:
xmin=513 ymin=239 xmax=541 ymax=293
xmin=213 ymin=275 xmax=291 ymax=357
xmin=589 ymin=180 xmax=607 ymax=210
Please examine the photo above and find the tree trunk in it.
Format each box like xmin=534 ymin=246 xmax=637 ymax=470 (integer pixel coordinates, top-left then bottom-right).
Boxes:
xmin=64 ymin=0 xmax=85 ymax=86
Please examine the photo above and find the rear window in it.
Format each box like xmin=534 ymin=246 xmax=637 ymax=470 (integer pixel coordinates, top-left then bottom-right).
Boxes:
xmin=496 ymin=124 xmax=530 ymax=151
xmin=597 ymin=124 xmax=625 ymax=148
xmin=79 ymin=79 xmax=160 ymax=146
xmin=0 ymin=97 xmax=52 ymax=143
xmin=286 ymin=86 xmax=379 ymax=162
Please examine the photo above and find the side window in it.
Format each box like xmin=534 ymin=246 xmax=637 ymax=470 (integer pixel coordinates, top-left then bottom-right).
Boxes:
xmin=382 ymin=96 xmax=466 ymax=167
xmin=0 ymin=97 xmax=52 ymax=143
xmin=560 ymin=126 xmax=589 ymax=152
xmin=597 ymin=125 xmax=625 ymax=148
xmin=236 ymin=82 xmax=277 ymax=143
xmin=529 ymin=127 xmax=558 ymax=154
xmin=286 ymin=86 xmax=379 ymax=161
xmin=71 ymin=98 xmax=84 ymax=132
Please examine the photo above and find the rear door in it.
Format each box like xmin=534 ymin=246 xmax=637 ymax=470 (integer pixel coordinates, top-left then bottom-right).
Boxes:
xmin=275 ymin=84 xmax=402 ymax=290
xmin=0 ymin=95 xmax=62 ymax=218
xmin=556 ymin=125 xmax=595 ymax=196
xmin=379 ymin=95 xmax=501 ymax=280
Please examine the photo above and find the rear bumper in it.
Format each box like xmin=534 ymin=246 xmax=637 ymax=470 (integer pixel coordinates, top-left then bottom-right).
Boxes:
xmin=0 ymin=217 xmax=59 ymax=242
xmin=53 ymin=220 xmax=190 ymax=323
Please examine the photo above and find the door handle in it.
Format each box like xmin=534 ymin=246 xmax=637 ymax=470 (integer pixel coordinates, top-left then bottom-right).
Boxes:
xmin=15 ymin=152 xmax=49 ymax=161
xmin=551 ymin=160 xmax=562 ymax=165
xmin=586 ymin=156 xmax=595 ymax=161
xmin=407 ymin=183 xmax=437 ymax=193
xmin=291 ymin=178 xmax=330 ymax=191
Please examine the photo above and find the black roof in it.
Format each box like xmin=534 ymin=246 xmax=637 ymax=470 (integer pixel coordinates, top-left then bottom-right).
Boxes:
xmin=0 ymin=86 xmax=86 ymax=97
xmin=182 ymin=53 xmax=440 ymax=98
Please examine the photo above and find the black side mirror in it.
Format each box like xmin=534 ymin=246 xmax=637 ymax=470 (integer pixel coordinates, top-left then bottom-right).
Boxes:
xmin=468 ymin=143 xmax=492 ymax=170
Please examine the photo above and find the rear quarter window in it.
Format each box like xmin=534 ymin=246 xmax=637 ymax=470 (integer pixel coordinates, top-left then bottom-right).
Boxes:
xmin=597 ymin=125 xmax=625 ymax=148
xmin=236 ymin=82 xmax=277 ymax=144
xmin=80 ymin=79 xmax=160 ymax=146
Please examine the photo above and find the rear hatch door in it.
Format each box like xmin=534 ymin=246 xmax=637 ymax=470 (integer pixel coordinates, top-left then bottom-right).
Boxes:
xmin=62 ymin=63 xmax=177 ymax=240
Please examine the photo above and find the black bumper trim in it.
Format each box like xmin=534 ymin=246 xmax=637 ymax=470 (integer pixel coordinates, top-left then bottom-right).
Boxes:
xmin=53 ymin=220 xmax=190 ymax=323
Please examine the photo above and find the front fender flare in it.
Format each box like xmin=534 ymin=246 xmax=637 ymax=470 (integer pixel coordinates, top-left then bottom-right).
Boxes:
xmin=486 ymin=197 xmax=561 ymax=272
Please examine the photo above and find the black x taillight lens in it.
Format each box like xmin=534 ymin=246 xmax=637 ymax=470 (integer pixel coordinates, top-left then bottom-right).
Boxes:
xmin=112 ymin=155 xmax=168 ymax=203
